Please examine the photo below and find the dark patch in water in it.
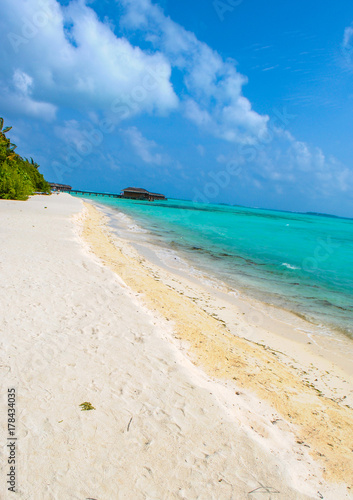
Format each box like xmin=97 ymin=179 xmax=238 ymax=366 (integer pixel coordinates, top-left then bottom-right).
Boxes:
xmin=306 ymin=212 xmax=353 ymax=221
xmin=132 ymin=201 xmax=307 ymax=223
xmin=316 ymin=299 xmax=349 ymax=312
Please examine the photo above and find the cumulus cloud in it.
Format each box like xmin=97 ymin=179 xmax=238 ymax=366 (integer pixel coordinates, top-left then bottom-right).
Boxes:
xmin=279 ymin=132 xmax=353 ymax=196
xmin=0 ymin=0 xmax=178 ymax=120
xmin=0 ymin=67 xmax=57 ymax=121
xmin=0 ymin=92 xmax=57 ymax=122
xmin=184 ymin=100 xmax=212 ymax=127
xmin=120 ymin=0 xmax=269 ymax=144
xmin=218 ymin=125 xmax=353 ymax=201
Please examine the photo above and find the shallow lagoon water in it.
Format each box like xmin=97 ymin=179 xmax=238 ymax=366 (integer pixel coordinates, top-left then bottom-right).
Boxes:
xmin=74 ymin=195 xmax=353 ymax=339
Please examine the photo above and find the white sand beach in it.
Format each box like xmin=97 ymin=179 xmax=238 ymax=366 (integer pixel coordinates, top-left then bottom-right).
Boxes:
xmin=1 ymin=194 xmax=352 ymax=499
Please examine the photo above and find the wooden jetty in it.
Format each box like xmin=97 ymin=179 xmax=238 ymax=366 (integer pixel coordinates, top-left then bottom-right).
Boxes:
xmin=52 ymin=186 xmax=167 ymax=201
xmin=70 ymin=190 xmax=122 ymax=198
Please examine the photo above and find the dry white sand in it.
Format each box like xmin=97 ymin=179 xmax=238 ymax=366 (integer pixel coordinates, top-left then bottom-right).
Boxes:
xmin=0 ymin=194 xmax=352 ymax=499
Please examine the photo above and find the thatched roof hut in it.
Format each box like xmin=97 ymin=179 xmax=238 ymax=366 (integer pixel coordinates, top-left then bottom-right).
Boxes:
xmin=49 ymin=183 xmax=72 ymax=192
xmin=121 ymin=187 xmax=166 ymax=201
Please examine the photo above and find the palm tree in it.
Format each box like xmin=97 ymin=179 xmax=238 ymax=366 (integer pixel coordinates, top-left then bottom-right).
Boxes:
xmin=30 ymin=157 xmax=39 ymax=169
xmin=0 ymin=118 xmax=17 ymax=152
xmin=0 ymin=117 xmax=12 ymax=135
xmin=0 ymin=118 xmax=17 ymax=162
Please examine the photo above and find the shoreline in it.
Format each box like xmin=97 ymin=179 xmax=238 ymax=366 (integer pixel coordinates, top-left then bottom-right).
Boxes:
xmin=90 ymin=199 xmax=353 ymax=386
xmin=75 ymin=195 xmax=353 ymax=343
xmin=1 ymin=193 xmax=352 ymax=498
xmin=81 ymin=198 xmax=353 ymax=488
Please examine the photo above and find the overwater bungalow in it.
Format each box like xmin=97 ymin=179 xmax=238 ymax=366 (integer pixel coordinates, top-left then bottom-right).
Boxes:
xmin=49 ymin=183 xmax=72 ymax=192
xmin=121 ymin=187 xmax=167 ymax=201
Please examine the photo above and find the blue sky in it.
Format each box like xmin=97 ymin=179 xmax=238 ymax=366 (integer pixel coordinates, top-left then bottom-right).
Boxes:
xmin=0 ymin=0 xmax=352 ymax=216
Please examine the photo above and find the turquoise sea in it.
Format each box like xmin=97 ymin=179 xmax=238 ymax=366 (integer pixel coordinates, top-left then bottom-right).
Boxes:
xmin=74 ymin=195 xmax=353 ymax=339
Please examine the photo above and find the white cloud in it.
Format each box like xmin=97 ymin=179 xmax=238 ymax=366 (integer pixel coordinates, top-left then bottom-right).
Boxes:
xmin=123 ymin=126 xmax=165 ymax=165
xmin=0 ymin=0 xmax=268 ymax=140
xmin=0 ymin=68 xmax=57 ymax=121
xmin=0 ymin=0 xmax=178 ymax=120
xmin=217 ymin=125 xmax=353 ymax=200
xmin=343 ymin=24 xmax=353 ymax=49
xmin=2 ymin=93 xmax=57 ymax=121
xmin=184 ymin=100 xmax=211 ymax=127
xmin=120 ymin=0 xmax=269 ymax=144
xmin=13 ymin=69 xmax=33 ymax=94
xmin=54 ymin=120 xmax=90 ymax=150
xmin=290 ymin=140 xmax=312 ymax=172
xmin=342 ymin=23 xmax=353 ymax=69
xmin=279 ymin=133 xmax=352 ymax=196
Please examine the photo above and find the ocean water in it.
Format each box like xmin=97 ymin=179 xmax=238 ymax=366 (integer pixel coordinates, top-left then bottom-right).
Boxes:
xmin=74 ymin=195 xmax=353 ymax=339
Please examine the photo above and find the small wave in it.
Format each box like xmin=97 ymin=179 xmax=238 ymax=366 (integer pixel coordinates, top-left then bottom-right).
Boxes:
xmin=281 ymin=262 xmax=300 ymax=270
xmin=127 ymin=224 xmax=148 ymax=233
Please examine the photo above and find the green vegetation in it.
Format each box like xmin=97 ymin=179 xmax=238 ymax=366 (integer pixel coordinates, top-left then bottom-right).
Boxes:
xmin=79 ymin=402 xmax=96 ymax=411
xmin=0 ymin=117 xmax=51 ymax=200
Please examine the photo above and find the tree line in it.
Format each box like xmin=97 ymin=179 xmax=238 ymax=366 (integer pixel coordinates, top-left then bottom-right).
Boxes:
xmin=0 ymin=117 xmax=50 ymax=200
